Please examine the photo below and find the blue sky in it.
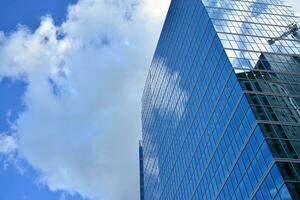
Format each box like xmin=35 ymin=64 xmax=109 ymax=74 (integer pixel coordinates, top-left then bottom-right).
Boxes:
xmin=0 ymin=0 xmax=299 ymax=200
xmin=0 ymin=1 xmax=86 ymax=199
xmin=0 ymin=0 xmax=77 ymax=32
xmin=0 ymin=0 xmax=170 ymax=199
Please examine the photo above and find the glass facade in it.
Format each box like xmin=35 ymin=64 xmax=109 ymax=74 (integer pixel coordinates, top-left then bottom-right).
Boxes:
xmin=139 ymin=141 xmax=145 ymax=200
xmin=237 ymin=53 xmax=300 ymax=199
xmin=140 ymin=0 xmax=300 ymax=199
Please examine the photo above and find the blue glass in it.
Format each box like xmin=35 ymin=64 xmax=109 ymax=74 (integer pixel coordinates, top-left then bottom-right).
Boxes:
xmin=140 ymin=0 xmax=300 ymax=199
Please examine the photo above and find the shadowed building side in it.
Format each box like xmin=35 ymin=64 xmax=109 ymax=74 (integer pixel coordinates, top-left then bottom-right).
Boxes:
xmin=139 ymin=141 xmax=145 ymax=200
xmin=237 ymin=53 xmax=300 ymax=198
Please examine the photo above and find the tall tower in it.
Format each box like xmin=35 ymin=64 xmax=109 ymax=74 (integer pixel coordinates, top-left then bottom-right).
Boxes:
xmin=140 ymin=0 xmax=300 ymax=199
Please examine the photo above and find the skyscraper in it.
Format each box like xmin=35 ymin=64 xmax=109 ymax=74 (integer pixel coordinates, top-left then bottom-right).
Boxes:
xmin=140 ymin=0 xmax=300 ymax=199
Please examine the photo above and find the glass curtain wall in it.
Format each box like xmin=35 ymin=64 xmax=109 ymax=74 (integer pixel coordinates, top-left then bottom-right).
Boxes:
xmin=141 ymin=0 xmax=300 ymax=199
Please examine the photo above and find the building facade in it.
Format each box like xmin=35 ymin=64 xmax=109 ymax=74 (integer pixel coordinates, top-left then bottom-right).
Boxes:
xmin=139 ymin=141 xmax=145 ymax=200
xmin=140 ymin=0 xmax=300 ymax=199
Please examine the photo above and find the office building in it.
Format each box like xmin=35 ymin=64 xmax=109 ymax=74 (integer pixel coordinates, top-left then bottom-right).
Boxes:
xmin=140 ymin=0 xmax=300 ymax=199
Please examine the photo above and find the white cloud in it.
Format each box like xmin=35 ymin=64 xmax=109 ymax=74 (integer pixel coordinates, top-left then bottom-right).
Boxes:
xmin=0 ymin=133 xmax=17 ymax=155
xmin=286 ymin=0 xmax=300 ymax=15
xmin=0 ymin=0 xmax=170 ymax=199
xmin=150 ymin=59 xmax=188 ymax=117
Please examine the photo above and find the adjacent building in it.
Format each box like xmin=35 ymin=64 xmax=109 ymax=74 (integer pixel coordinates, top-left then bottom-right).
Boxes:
xmin=140 ymin=0 xmax=300 ymax=199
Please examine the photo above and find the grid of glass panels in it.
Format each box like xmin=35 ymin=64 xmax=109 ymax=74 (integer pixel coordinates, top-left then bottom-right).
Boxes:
xmin=139 ymin=141 xmax=145 ymax=200
xmin=202 ymin=0 xmax=300 ymax=198
xmin=140 ymin=0 xmax=291 ymax=199
xmin=238 ymin=53 xmax=300 ymax=198
xmin=203 ymin=0 xmax=300 ymax=71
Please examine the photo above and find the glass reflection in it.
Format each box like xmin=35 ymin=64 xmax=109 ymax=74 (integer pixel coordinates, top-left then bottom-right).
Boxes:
xmin=237 ymin=53 xmax=300 ymax=198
